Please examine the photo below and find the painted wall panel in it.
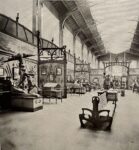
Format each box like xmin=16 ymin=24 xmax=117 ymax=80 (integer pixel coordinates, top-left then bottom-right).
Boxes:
xmin=75 ymin=37 xmax=82 ymax=59
xmin=0 ymin=32 xmax=37 ymax=60
xmin=83 ymin=45 xmax=88 ymax=62
xmin=39 ymin=62 xmax=65 ymax=96
xmin=63 ymin=27 xmax=73 ymax=54
xmin=41 ymin=6 xmax=59 ymax=46
xmin=130 ymin=60 xmax=137 ymax=68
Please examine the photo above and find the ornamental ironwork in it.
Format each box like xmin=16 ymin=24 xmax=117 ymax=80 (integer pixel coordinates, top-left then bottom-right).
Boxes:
xmin=103 ymin=61 xmax=130 ymax=69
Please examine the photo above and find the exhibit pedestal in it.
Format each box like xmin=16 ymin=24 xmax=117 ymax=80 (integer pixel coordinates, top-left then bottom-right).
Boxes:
xmin=97 ymin=90 xmax=118 ymax=103
xmin=11 ymin=96 xmax=43 ymax=112
xmin=107 ymin=90 xmax=118 ymax=103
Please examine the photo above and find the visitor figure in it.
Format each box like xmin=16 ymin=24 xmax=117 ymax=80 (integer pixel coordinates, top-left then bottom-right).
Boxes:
xmin=115 ymin=80 xmax=119 ymax=89
xmin=132 ymin=79 xmax=137 ymax=93
xmin=27 ymin=76 xmax=33 ymax=93
xmin=132 ymin=80 xmax=135 ymax=93
xmin=103 ymin=75 xmax=110 ymax=90
xmin=110 ymin=80 xmax=114 ymax=89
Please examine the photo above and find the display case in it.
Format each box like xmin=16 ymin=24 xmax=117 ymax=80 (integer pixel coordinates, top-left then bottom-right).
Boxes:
xmin=121 ymin=76 xmax=127 ymax=89
xmin=98 ymin=90 xmax=118 ymax=104
xmin=106 ymin=90 xmax=118 ymax=103
xmin=42 ymin=83 xmax=62 ymax=100
xmin=82 ymin=83 xmax=92 ymax=92
xmin=71 ymin=84 xmax=86 ymax=94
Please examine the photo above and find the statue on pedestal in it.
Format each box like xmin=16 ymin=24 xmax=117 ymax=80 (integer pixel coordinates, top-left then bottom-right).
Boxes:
xmin=4 ymin=53 xmax=36 ymax=93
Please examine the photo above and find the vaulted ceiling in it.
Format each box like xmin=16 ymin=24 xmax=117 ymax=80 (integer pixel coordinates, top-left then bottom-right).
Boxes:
xmin=46 ymin=0 xmax=106 ymax=57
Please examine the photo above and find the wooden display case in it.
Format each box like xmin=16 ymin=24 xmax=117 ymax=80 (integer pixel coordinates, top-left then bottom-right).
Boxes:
xmin=42 ymin=83 xmax=62 ymax=101
xmin=106 ymin=90 xmax=118 ymax=103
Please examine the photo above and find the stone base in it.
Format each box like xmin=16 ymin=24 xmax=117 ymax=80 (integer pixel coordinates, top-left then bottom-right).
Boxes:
xmin=11 ymin=96 xmax=43 ymax=112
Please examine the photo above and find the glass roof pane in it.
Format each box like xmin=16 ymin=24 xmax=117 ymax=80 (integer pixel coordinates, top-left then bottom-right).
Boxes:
xmin=88 ymin=0 xmax=139 ymax=54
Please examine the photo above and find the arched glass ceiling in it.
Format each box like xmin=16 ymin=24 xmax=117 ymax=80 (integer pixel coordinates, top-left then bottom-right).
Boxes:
xmin=88 ymin=0 xmax=139 ymax=54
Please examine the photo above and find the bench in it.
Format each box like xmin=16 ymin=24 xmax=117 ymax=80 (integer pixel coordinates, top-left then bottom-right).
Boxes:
xmin=79 ymin=93 xmax=116 ymax=130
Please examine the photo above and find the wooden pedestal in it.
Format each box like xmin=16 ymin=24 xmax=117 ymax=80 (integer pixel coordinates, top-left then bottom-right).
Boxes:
xmin=11 ymin=96 xmax=43 ymax=112
xmin=107 ymin=90 xmax=118 ymax=102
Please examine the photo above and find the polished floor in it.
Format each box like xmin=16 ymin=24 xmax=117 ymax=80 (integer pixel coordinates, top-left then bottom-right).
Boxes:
xmin=0 ymin=90 xmax=139 ymax=150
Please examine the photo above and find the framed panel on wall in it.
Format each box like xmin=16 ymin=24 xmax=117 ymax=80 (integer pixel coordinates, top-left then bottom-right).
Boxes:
xmin=0 ymin=67 xmax=4 ymax=76
xmin=67 ymin=75 xmax=71 ymax=82
xmin=56 ymin=68 xmax=62 ymax=75
xmin=41 ymin=67 xmax=47 ymax=75
xmin=49 ymin=74 xmax=54 ymax=82
xmin=13 ymin=67 xmax=20 ymax=80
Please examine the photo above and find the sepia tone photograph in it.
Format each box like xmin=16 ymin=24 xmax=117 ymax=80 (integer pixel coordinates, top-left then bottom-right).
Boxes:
xmin=0 ymin=0 xmax=139 ymax=149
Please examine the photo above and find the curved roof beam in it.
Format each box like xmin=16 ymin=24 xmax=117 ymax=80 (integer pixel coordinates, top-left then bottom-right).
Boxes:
xmin=73 ymin=24 xmax=97 ymax=37
xmin=62 ymin=1 xmax=99 ymax=29
xmin=62 ymin=6 xmax=82 ymax=29
xmin=73 ymin=28 xmax=83 ymax=37
xmin=62 ymin=12 xmax=73 ymax=29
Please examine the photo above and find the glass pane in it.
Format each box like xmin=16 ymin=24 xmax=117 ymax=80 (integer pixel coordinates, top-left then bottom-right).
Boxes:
xmin=0 ymin=15 xmax=8 ymax=30
xmin=43 ymin=40 xmax=49 ymax=48
xmin=6 ymin=20 xmax=16 ymax=36
xmin=18 ymin=25 xmax=26 ymax=41
xmin=25 ymin=29 xmax=33 ymax=43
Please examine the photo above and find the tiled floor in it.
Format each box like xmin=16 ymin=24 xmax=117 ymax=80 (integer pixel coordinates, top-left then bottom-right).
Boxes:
xmin=0 ymin=90 xmax=139 ymax=150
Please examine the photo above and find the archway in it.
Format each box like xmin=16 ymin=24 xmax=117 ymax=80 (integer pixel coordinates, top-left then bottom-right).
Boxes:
xmin=103 ymin=61 xmax=130 ymax=89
